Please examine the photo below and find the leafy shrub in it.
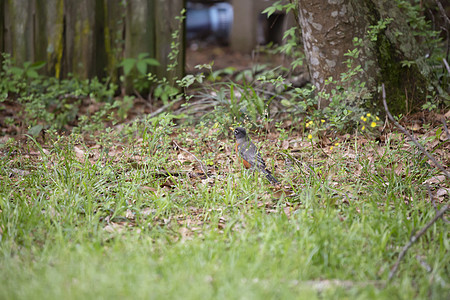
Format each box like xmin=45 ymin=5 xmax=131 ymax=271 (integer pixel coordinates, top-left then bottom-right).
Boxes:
xmin=0 ymin=53 xmax=121 ymax=136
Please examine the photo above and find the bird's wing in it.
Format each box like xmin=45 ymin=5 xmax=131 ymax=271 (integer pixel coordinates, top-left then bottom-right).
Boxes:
xmin=238 ymin=140 xmax=267 ymax=170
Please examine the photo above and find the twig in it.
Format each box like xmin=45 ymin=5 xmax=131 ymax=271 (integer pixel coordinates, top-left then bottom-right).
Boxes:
xmin=148 ymin=99 xmax=181 ymax=118
xmin=382 ymin=84 xmax=450 ymax=178
xmin=443 ymin=58 xmax=450 ymax=75
xmin=388 ymin=203 xmax=449 ymax=281
xmin=426 ymin=183 xmax=438 ymax=213
xmin=124 ymin=99 xmax=183 ymax=125
xmin=441 ymin=116 xmax=450 ymax=140
xmin=434 ymin=0 xmax=450 ymax=26
xmin=173 ymin=140 xmax=209 ymax=178
xmin=415 ymin=255 xmax=447 ymax=287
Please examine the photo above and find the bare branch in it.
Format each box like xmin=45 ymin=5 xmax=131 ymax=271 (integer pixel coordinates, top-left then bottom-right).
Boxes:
xmin=434 ymin=0 xmax=450 ymax=26
xmin=382 ymin=84 xmax=450 ymax=178
xmin=173 ymin=140 xmax=209 ymax=178
xmin=443 ymin=58 xmax=450 ymax=75
xmin=388 ymin=204 xmax=449 ymax=281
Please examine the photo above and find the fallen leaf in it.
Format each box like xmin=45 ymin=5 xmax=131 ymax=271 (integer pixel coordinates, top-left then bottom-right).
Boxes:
xmin=74 ymin=146 xmax=85 ymax=160
xmin=424 ymin=175 xmax=446 ymax=185
xmin=436 ymin=188 xmax=448 ymax=197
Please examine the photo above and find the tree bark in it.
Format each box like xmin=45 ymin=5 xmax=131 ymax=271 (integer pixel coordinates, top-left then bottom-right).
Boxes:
xmin=297 ymin=0 xmax=436 ymax=112
xmin=298 ymin=0 xmax=378 ymax=105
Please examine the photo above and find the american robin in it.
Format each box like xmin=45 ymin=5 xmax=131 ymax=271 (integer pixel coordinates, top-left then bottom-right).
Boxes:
xmin=233 ymin=127 xmax=279 ymax=184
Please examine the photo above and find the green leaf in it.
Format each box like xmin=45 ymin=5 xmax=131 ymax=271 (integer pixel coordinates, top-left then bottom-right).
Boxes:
xmin=28 ymin=124 xmax=43 ymax=137
xmin=30 ymin=61 xmax=46 ymax=70
xmin=120 ymin=58 xmax=136 ymax=76
xmin=281 ymin=99 xmax=292 ymax=107
xmin=143 ymin=58 xmax=160 ymax=66
xmin=138 ymin=52 xmax=149 ymax=60
xmin=10 ymin=66 xmax=24 ymax=76
xmin=136 ymin=61 xmax=147 ymax=75
xmin=26 ymin=70 xmax=39 ymax=78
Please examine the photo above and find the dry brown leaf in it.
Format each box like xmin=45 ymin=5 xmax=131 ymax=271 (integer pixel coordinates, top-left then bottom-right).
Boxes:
xmin=423 ymin=175 xmax=446 ymax=185
xmin=436 ymin=188 xmax=448 ymax=197
xmin=74 ymin=146 xmax=85 ymax=160
xmin=444 ymin=110 xmax=450 ymax=119
xmin=281 ymin=140 xmax=290 ymax=150
xmin=394 ymin=164 xmax=404 ymax=176
xmin=283 ymin=206 xmax=292 ymax=218
xmin=104 ymin=222 xmax=128 ymax=233
xmin=126 ymin=209 xmax=134 ymax=219
xmin=141 ymin=186 xmax=157 ymax=192
xmin=141 ymin=207 xmax=156 ymax=216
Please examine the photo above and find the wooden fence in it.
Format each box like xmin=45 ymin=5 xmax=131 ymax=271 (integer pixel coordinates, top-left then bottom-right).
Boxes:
xmin=0 ymin=0 xmax=185 ymax=87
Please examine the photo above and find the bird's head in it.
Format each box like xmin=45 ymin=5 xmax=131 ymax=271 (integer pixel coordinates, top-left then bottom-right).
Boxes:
xmin=233 ymin=127 xmax=247 ymax=140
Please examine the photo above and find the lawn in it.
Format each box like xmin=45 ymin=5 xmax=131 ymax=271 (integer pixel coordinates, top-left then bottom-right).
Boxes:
xmin=0 ymin=114 xmax=448 ymax=299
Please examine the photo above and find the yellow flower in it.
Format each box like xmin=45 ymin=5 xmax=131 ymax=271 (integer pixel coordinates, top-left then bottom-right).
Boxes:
xmin=321 ymin=119 xmax=325 ymax=123
xmin=366 ymin=113 xmax=371 ymax=117
xmin=360 ymin=116 xmax=364 ymax=120
xmin=363 ymin=117 xmax=367 ymax=122
xmin=305 ymin=123 xmax=309 ymax=128
xmin=371 ymin=122 xmax=376 ymax=128
xmin=334 ymin=142 xmax=339 ymax=146
xmin=362 ymin=125 xmax=365 ymax=130
xmin=308 ymin=134 xmax=313 ymax=139
xmin=330 ymin=146 xmax=334 ymax=151
xmin=376 ymin=116 xmax=380 ymax=121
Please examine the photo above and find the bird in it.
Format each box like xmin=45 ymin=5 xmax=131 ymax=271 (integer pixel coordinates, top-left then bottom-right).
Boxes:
xmin=233 ymin=127 xmax=279 ymax=185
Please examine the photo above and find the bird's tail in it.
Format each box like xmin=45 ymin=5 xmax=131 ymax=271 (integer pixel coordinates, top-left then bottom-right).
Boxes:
xmin=264 ymin=170 xmax=279 ymax=185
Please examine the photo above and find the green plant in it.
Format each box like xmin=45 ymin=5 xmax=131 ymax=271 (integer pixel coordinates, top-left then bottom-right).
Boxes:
xmin=119 ymin=53 xmax=160 ymax=77
xmin=0 ymin=54 xmax=119 ymax=135
xmin=1 ymin=121 xmax=448 ymax=299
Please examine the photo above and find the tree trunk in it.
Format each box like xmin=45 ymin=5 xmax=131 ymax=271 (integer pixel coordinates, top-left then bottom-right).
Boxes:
xmin=297 ymin=0 xmax=435 ymax=113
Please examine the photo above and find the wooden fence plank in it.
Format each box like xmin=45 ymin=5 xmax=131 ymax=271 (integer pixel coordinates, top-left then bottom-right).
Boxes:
xmin=103 ymin=0 xmax=125 ymax=83
xmin=124 ymin=0 xmax=155 ymax=91
xmin=63 ymin=0 xmax=97 ymax=79
xmin=0 ymin=0 xmax=4 ymax=55
xmin=4 ymin=0 xmax=33 ymax=66
xmin=1 ymin=0 xmax=185 ymax=90
xmin=154 ymin=0 xmax=185 ymax=82
xmin=34 ymin=0 xmax=64 ymax=77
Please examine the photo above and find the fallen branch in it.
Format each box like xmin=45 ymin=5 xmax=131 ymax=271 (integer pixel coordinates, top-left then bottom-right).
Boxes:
xmin=388 ymin=203 xmax=449 ymax=281
xmin=173 ymin=140 xmax=209 ymax=178
xmin=148 ymin=99 xmax=182 ymax=119
xmin=382 ymin=84 xmax=450 ymax=179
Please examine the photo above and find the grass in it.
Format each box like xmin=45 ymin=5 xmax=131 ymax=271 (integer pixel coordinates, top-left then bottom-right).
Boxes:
xmin=0 ymin=119 xmax=448 ymax=300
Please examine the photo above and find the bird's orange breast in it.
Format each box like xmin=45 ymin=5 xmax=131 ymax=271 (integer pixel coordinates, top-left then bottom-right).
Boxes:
xmin=235 ymin=143 xmax=252 ymax=169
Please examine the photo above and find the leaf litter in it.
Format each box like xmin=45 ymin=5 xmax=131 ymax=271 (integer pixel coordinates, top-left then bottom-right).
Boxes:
xmin=1 ymin=112 xmax=448 ymax=238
